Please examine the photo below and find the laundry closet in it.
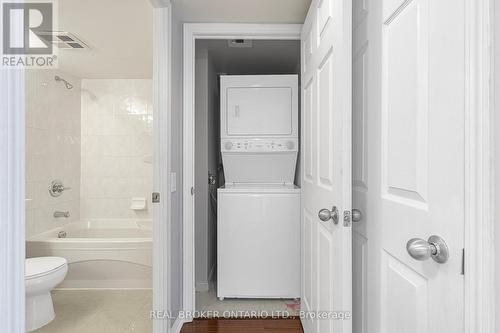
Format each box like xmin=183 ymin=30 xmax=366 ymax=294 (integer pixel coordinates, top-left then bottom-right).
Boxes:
xmin=194 ymin=39 xmax=301 ymax=312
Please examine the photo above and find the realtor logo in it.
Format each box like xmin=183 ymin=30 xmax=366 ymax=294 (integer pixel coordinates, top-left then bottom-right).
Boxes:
xmin=1 ymin=1 xmax=57 ymax=68
xmin=3 ymin=2 xmax=52 ymax=54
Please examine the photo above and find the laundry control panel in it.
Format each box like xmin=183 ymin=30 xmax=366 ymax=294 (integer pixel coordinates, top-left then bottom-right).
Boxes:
xmin=221 ymin=138 xmax=298 ymax=152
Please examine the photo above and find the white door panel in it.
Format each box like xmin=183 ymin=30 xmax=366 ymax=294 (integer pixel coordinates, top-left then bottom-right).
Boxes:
xmin=380 ymin=252 xmax=429 ymax=333
xmin=318 ymin=223 xmax=335 ymax=333
xmin=352 ymin=232 xmax=367 ymax=333
xmin=301 ymin=209 xmax=316 ymax=333
xmin=301 ymin=0 xmax=352 ymax=332
xmin=358 ymin=0 xmax=466 ymax=332
xmin=382 ymin=0 xmax=429 ymax=208
xmin=352 ymin=0 xmax=369 ymax=332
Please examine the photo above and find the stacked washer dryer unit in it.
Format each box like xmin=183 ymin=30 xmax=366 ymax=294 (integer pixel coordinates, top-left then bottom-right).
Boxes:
xmin=217 ymin=75 xmax=300 ymax=300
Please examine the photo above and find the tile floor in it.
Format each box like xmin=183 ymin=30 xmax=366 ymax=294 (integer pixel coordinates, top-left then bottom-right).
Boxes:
xmin=33 ymin=289 xmax=298 ymax=332
xmin=33 ymin=290 xmax=153 ymax=333
xmin=195 ymin=289 xmax=300 ymax=317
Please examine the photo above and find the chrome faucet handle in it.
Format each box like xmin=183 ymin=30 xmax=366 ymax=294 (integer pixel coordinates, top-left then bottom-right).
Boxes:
xmin=53 ymin=211 xmax=70 ymax=218
xmin=49 ymin=180 xmax=71 ymax=197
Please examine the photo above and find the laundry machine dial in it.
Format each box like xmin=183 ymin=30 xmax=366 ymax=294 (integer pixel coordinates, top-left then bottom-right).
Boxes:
xmin=225 ymin=141 xmax=233 ymax=150
xmin=286 ymin=141 xmax=295 ymax=150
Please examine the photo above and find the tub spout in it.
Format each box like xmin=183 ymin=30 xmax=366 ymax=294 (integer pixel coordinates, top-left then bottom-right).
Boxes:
xmin=54 ymin=211 xmax=70 ymax=218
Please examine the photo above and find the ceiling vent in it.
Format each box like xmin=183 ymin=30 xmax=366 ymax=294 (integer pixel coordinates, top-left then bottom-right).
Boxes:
xmin=37 ymin=31 xmax=89 ymax=49
xmin=227 ymin=39 xmax=253 ymax=48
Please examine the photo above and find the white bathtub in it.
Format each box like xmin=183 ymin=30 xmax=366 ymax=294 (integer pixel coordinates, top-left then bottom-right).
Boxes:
xmin=26 ymin=219 xmax=152 ymax=289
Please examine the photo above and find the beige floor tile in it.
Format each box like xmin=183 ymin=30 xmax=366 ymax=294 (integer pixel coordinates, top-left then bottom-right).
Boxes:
xmin=76 ymin=309 xmax=134 ymax=333
xmin=125 ymin=318 xmax=154 ymax=333
xmin=33 ymin=290 xmax=153 ymax=333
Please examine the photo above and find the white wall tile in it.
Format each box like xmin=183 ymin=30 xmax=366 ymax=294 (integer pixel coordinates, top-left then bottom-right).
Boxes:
xmin=80 ymin=79 xmax=153 ymax=220
xmin=26 ymin=76 xmax=152 ymax=238
xmin=25 ymin=70 xmax=81 ymax=238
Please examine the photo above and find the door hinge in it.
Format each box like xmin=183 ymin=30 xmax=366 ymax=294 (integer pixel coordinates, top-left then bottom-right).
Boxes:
xmin=343 ymin=210 xmax=351 ymax=227
xmin=152 ymin=192 xmax=160 ymax=203
xmin=461 ymin=248 xmax=465 ymax=275
xmin=191 ymin=187 xmax=195 ymax=195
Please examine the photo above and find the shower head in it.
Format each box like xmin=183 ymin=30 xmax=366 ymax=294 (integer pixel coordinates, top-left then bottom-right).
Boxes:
xmin=54 ymin=75 xmax=74 ymax=90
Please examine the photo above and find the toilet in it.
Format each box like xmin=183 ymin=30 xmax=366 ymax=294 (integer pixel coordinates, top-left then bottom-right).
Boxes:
xmin=25 ymin=257 xmax=68 ymax=332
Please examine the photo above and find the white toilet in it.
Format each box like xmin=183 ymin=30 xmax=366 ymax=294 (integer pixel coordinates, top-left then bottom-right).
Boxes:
xmin=25 ymin=257 xmax=68 ymax=332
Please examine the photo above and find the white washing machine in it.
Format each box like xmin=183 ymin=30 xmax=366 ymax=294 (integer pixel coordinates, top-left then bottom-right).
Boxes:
xmin=217 ymin=184 xmax=300 ymax=299
xmin=217 ymin=75 xmax=300 ymax=299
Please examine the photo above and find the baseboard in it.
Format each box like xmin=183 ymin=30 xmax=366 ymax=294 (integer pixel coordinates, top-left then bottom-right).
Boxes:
xmin=171 ymin=317 xmax=185 ymax=333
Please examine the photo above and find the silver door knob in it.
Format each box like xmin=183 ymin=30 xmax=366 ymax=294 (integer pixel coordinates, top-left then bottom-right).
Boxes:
xmin=318 ymin=206 xmax=339 ymax=224
xmin=352 ymin=209 xmax=362 ymax=222
xmin=406 ymin=235 xmax=449 ymax=264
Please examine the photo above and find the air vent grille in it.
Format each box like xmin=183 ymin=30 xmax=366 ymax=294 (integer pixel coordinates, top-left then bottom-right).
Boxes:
xmin=37 ymin=31 xmax=88 ymax=49
xmin=227 ymin=39 xmax=253 ymax=48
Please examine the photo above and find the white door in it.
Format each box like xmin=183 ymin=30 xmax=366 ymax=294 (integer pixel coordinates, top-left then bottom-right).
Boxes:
xmin=353 ymin=0 xmax=466 ymax=332
xmin=300 ymin=0 xmax=352 ymax=332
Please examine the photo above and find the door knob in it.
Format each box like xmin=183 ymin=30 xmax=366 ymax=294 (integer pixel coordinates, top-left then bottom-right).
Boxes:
xmin=352 ymin=209 xmax=362 ymax=222
xmin=406 ymin=235 xmax=449 ymax=264
xmin=318 ymin=206 xmax=339 ymax=224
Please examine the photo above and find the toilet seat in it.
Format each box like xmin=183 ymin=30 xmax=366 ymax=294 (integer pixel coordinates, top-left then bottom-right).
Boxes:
xmin=26 ymin=257 xmax=67 ymax=280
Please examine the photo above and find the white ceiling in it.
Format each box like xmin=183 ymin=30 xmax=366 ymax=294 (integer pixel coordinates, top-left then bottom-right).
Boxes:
xmin=58 ymin=0 xmax=153 ymax=79
xmin=173 ymin=0 xmax=311 ymax=23
xmin=56 ymin=0 xmax=311 ymax=79
xmin=197 ymin=39 xmax=300 ymax=74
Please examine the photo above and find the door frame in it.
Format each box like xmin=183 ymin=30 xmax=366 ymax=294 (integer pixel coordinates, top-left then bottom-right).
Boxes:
xmin=0 ymin=69 xmax=25 ymax=333
xmin=464 ymin=0 xmax=495 ymax=332
xmin=151 ymin=1 xmax=172 ymax=333
xmin=182 ymin=23 xmax=302 ymax=320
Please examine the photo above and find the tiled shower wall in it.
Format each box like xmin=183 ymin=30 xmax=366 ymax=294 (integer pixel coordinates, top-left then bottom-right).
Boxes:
xmin=25 ymin=70 xmax=81 ymax=238
xmin=80 ymin=79 xmax=153 ymax=219
xmin=26 ymin=77 xmax=152 ymax=237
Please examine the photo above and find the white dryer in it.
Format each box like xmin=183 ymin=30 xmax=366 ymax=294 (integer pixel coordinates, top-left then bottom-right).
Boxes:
xmin=217 ymin=75 xmax=300 ymax=299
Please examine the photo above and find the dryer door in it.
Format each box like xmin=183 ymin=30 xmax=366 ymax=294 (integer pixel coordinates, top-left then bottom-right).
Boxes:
xmin=226 ymin=87 xmax=292 ymax=136
xmin=220 ymin=75 xmax=299 ymax=139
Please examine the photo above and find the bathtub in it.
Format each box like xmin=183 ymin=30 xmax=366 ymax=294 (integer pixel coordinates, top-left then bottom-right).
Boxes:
xmin=26 ymin=219 xmax=152 ymax=289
